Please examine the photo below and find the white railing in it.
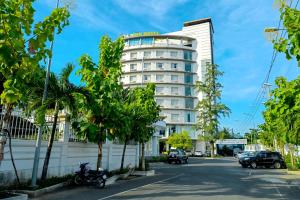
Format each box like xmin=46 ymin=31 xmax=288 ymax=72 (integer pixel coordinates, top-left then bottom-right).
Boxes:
xmin=0 ymin=107 xmax=64 ymax=141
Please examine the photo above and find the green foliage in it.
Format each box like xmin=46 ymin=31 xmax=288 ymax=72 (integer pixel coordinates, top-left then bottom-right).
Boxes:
xmin=195 ymin=63 xmax=230 ymax=144
xmin=244 ymin=128 xmax=259 ymax=144
xmin=167 ymin=130 xmax=193 ymax=150
xmin=273 ymin=1 xmax=300 ymax=66
xmin=74 ymin=36 xmax=125 ymax=143
xmin=260 ymin=76 xmax=300 ymax=167
xmin=0 ymin=0 xmax=70 ymax=106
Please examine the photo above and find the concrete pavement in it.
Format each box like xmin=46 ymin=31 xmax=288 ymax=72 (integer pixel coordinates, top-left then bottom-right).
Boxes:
xmin=32 ymin=157 xmax=300 ymax=200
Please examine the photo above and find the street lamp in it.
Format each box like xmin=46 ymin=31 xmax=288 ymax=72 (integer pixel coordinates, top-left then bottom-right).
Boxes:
xmin=264 ymin=27 xmax=285 ymax=41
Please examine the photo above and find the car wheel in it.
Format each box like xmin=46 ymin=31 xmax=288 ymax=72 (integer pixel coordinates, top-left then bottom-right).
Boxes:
xmin=274 ymin=162 xmax=281 ymax=169
xmin=178 ymin=159 xmax=182 ymax=164
xmin=168 ymin=160 xmax=172 ymax=164
xmin=185 ymin=159 xmax=188 ymax=164
xmin=241 ymin=164 xmax=247 ymax=168
xmin=250 ymin=161 xmax=257 ymax=169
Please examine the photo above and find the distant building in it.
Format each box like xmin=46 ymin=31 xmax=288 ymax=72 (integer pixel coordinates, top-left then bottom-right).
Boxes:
xmin=121 ymin=18 xmax=214 ymax=153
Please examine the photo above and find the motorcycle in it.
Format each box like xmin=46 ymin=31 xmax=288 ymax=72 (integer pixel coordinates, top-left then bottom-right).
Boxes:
xmin=74 ymin=162 xmax=108 ymax=188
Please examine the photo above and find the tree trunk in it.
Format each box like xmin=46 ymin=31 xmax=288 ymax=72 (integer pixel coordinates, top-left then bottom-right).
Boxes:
xmin=1 ymin=105 xmax=20 ymax=184
xmin=141 ymin=142 xmax=145 ymax=171
xmin=210 ymin=141 xmax=214 ymax=158
xmin=41 ymin=102 xmax=59 ymax=180
xmin=120 ymin=138 xmax=128 ymax=171
xmin=97 ymin=140 xmax=102 ymax=170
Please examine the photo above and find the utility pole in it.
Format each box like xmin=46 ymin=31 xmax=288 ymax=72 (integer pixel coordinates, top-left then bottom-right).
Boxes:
xmin=263 ymin=82 xmax=277 ymax=151
xmin=31 ymin=0 xmax=60 ymax=187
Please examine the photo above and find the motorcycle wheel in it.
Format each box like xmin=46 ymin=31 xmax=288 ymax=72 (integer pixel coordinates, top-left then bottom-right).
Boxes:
xmin=96 ymin=177 xmax=105 ymax=189
xmin=74 ymin=175 xmax=83 ymax=185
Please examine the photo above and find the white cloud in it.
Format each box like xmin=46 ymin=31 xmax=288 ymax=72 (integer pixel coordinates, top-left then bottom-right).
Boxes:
xmin=40 ymin=0 xmax=123 ymax=33
xmin=113 ymin=0 xmax=189 ymax=19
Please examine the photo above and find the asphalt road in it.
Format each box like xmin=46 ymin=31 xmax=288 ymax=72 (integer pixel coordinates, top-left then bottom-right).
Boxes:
xmin=33 ymin=157 xmax=300 ymax=200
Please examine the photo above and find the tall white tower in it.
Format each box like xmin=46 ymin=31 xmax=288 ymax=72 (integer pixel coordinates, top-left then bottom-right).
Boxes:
xmin=121 ymin=18 xmax=214 ymax=151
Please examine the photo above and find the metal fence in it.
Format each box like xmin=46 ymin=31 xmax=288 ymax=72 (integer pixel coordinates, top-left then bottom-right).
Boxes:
xmin=0 ymin=107 xmax=63 ymax=141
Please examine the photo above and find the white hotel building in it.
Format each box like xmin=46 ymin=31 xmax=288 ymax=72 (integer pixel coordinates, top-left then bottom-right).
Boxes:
xmin=121 ymin=18 xmax=214 ymax=153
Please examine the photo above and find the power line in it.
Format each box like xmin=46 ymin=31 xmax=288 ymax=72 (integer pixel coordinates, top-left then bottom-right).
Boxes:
xmin=238 ymin=0 xmax=296 ymax=133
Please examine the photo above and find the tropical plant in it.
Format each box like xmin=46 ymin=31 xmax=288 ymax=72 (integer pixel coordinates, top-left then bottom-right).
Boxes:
xmin=133 ymin=84 xmax=161 ymax=171
xmin=166 ymin=130 xmax=193 ymax=150
xmin=195 ymin=63 xmax=230 ymax=157
xmin=0 ymin=0 xmax=70 ymax=183
xmin=73 ymin=36 xmax=124 ymax=170
xmin=25 ymin=64 xmax=86 ymax=180
xmin=273 ymin=0 xmax=300 ymax=66
xmin=261 ymin=76 xmax=300 ymax=167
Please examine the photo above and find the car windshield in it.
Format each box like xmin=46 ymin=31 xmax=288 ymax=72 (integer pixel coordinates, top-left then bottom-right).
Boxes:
xmin=169 ymin=150 xmax=178 ymax=155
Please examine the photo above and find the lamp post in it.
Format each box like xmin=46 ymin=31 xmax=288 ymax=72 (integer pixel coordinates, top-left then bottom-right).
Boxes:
xmin=264 ymin=27 xmax=285 ymax=41
xmin=31 ymin=0 xmax=61 ymax=187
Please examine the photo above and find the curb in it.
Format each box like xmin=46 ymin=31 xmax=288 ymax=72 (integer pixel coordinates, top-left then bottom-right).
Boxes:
xmin=132 ymin=170 xmax=155 ymax=176
xmin=13 ymin=181 xmax=70 ymax=198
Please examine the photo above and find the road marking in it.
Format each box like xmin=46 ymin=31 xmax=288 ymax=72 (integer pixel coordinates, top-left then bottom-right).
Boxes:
xmin=98 ymin=173 xmax=184 ymax=200
xmin=273 ymin=183 xmax=286 ymax=199
xmin=248 ymin=169 xmax=252 ymax=176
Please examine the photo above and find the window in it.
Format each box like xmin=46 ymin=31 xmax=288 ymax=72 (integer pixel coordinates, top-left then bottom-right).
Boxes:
xmin=143 ymin=63 xmax=151 ymax=70
xmin=171 ymin=87 xmax=178 ymax=95
xmin=171 ymin=114 xmax=179 ymax=122
xmin=184 ymin=74 xmax=193 ymax=84
xmin=130 ymin=52 xmax=137 ymax=59
xmin=156 ymin=87 xmax=164 ymax=94
xmin=156 ymin=51 xmax=164 ymax=57
xmin=186 ymin=113 xmax=194 ymax=122
xmin=185 ymin=63 xmax=192 ymax=72
xmin=171 ymin=75 xmax=178 ymax=82
xmin=187 ymin=113 xmax=191 ymax=122
xmin=185 ymin=99 xmax=194 ymax=109
xmin=171 ymin=99 xmax=179 ymax=106
xmin=156 ymin=99 xmax=164 ymax=106
xmin=171 ymin=63 xmax=178 ymax=70
xmin=141 ymin=37 xmax=153 ymax=45
xmin=130 ymin=75 xmax=136 ymax=83
xmin=130 ymin=63 xmax=137 ymax=71
xmin=170 ymin=51 xmax=178 ymax=57
xmin=129 ymin=38 xmax=140 ymax=46
xmin=185 ymin=87 xmax=192 ymax=96
xmin=184 ymin=51 xmax=192 ymax=60
xmin=156 ymin=74 xmax=164 ymax=82
xmin=156 ymin=63 xmax=164 ymax=69
xmin=143 ymin=75 xmax=151 ymax=82
xmin=144 ymin=51 xmax=151 ymax=58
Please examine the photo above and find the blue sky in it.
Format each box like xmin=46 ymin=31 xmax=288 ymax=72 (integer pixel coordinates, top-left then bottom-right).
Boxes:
xmin=35 ymin=0 xmax=299 ymax=134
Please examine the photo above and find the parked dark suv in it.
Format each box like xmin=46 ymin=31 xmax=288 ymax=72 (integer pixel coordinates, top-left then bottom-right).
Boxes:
xmin=239 ymin=151 xmax=286 ymax=169
xmin=168 ymin=149 xmax=188 ymax=164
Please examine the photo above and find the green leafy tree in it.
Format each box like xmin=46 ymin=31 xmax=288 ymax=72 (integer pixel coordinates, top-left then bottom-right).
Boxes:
xmin=166 ymin=130 xmax=193 ymax=150
xmin=261 ymin=76 xmax=300 ymax=167
xmin=133 ymin=84 xmax=161 ymax=171
xmin=196 ymin=63 xmax=230 ymax=157
xmin=273 ymin=0 xmax=300 ymax=65
xmin=74 ymin=36 xmax=124 ymax=170
xmin=0 ymin=0 xmax=70 ymax=182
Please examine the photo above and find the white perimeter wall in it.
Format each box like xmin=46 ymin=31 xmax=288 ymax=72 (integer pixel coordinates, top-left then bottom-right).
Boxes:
xmin=0 ymin=140 xmax=139 ymax=185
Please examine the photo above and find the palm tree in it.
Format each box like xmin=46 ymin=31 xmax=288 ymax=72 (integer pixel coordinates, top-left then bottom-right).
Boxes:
xmin=26 ymin=63 xmax=85 ymax=180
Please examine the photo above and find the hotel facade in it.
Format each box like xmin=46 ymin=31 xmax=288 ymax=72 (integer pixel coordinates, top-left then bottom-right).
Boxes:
xmin=121 ymin=18 xmax=214 ymax=153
